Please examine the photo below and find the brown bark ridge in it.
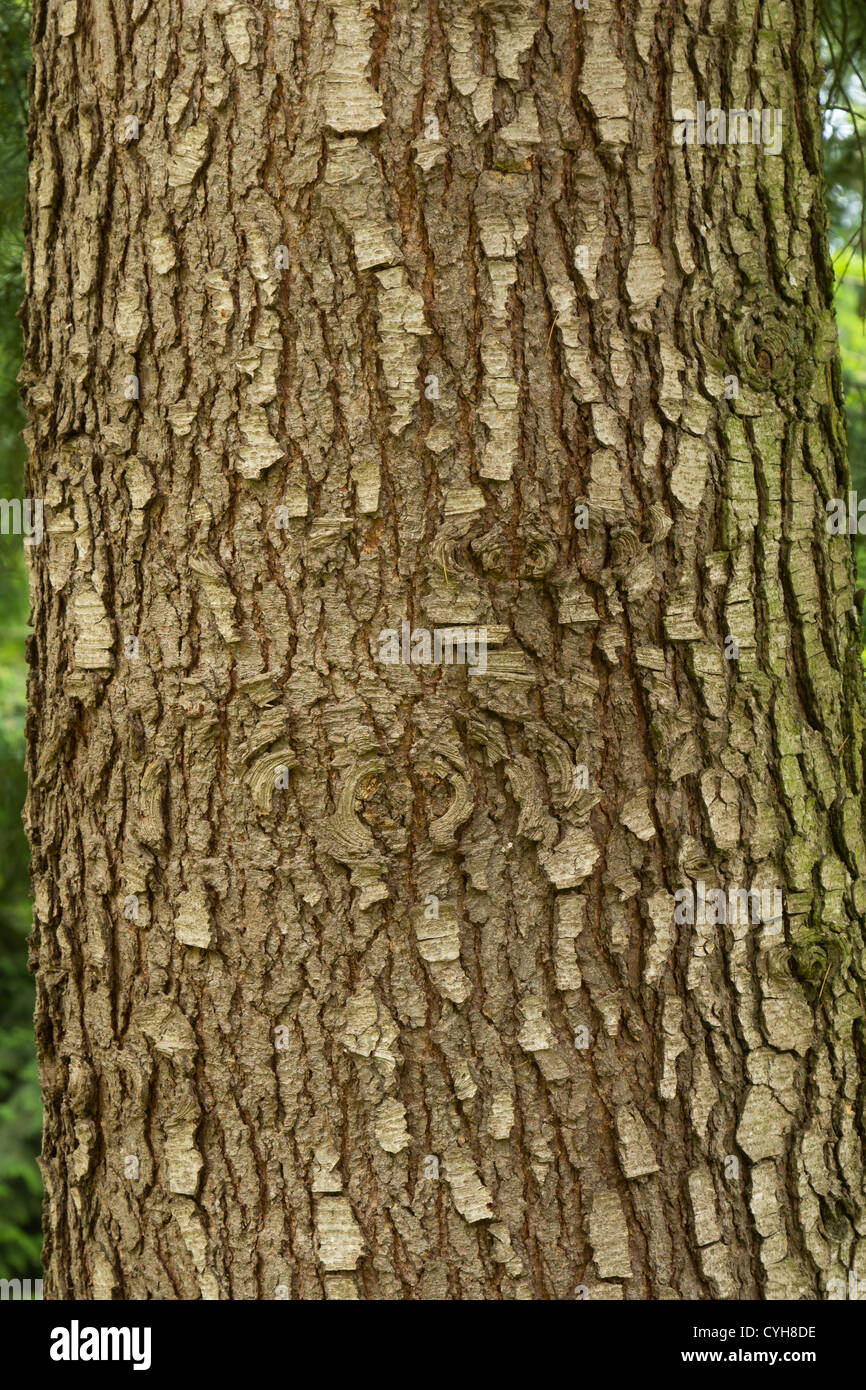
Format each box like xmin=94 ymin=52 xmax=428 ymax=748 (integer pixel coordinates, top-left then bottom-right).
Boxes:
xmin=21 ymin=0 xmax=866 ymax=1299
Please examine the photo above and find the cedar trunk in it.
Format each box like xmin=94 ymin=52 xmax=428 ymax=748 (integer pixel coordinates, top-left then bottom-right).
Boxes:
xmin=22 ymin=0 xmax=866 ymax=1299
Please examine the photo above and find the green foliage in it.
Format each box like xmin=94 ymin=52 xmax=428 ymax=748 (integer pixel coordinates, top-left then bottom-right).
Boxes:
xmin=833 ymin=253 xmax=866 ymax=502
xmin=0 ymin=0 xmax=36 ymax=1283
xmin=821 ymin=4 xmax=866 ymax=628
xmin=820 ymin=1 xmax=866 ymax=259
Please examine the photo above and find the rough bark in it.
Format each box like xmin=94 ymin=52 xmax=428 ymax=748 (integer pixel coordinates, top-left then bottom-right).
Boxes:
xmin=21 ymin=0 xmax=866 ymax=1300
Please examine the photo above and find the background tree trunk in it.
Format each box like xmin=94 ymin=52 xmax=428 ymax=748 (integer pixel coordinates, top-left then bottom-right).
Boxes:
xmin=22 ymin=0 xmax=866 ymax=1299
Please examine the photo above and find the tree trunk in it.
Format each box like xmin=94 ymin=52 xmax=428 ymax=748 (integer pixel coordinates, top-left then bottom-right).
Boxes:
xmin=22 ymin=0 xmax=866 ymax=1300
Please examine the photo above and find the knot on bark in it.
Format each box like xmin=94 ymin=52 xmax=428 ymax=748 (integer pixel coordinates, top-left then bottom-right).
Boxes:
xmin=731 ymin=297 xmax=815 ymax=393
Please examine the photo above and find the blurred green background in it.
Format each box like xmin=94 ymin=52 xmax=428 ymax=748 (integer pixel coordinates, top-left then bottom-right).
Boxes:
xmin=0 ymin=0 xmax=866 ymax=1287
xmin=0 ymin=0 xmax=39 ymax=1283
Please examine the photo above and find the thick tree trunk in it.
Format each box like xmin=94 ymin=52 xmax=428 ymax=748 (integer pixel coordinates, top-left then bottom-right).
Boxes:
xmin=22 ymin=0 xmax=866 ymax=1300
